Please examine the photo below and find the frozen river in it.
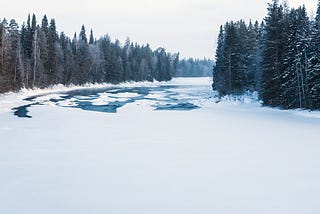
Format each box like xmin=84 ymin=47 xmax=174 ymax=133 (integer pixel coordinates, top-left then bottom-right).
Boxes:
xmin=1 ymin=78 xmax=320 ymax=214
xmin=12 ymin=80 xmax=211 ymax=118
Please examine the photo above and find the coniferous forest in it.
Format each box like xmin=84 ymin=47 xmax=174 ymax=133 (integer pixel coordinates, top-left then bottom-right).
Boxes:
xmin=213 ymin=0 xmax=320 ymax=110
xmin=175 ymin=58 xmax=214 ymax=77
xmin=0 ymin=14 xmax=179 ymax=93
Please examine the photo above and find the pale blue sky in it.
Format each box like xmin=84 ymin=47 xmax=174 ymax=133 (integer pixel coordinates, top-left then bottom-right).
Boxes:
xmin=0 ymin=0 xmax=317 ymax=58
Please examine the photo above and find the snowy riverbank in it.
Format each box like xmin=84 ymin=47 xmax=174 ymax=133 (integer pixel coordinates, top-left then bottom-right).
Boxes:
xmin=1 ymin=77 xmax=320 ymax=214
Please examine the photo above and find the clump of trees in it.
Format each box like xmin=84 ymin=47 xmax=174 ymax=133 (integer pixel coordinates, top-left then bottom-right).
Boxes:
xmin=175 ymin=58 xmax=214 ymax=77
xmin=213 ymin=20 xmax=262 ymax=95
xmin=0 ymin=14 xmax=178 ymax=93
xmin=213 ymin=0 xmax=320 ymax=110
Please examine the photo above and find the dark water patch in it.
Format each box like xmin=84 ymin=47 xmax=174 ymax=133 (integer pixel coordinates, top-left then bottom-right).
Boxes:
xmin=23 ymin=92 xmax=62 ymax=102
xmin=155 ymin=102 xmax=200 ymax=111
xmin=70 ymin=96 xmax=143 ymax=113
xmin=71 ymin=100 xmax=127 ymax=113
xmin=12 ymin=84 xmax=205 ymax=118
xmin=12 ymin=104 xmax=38 ymax=118
xmin=58 ymin=85 xmax=177 ymax=99
xmin=60 ymin=94 xmax=75 ymax=100
xmin=49 ymin=98 xmax=65 ymax=103
xmin=24 ymin=96 xmax=37 ymax=102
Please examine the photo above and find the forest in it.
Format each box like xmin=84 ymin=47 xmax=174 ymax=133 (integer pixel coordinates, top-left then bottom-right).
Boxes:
xmin=174 ymin=58 xmax=213 ymax=77
xmin=0 ymin=14 xmax=179 ymax=93
xmin=213 ymin=0 xmax=320 ymax=110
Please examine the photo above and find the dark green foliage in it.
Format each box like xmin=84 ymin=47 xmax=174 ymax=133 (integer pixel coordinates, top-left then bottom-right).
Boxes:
xmin=0 ymin=19 xmax=23 ymax=92
xmin=246 ymin=21 xmax=262 ymax=91
xmin=261 ymin=0 xmax=285 ymax=107
xmin=213 ymin=0 xmax=320 ymax=110
xmin=0 ymin=14 xmax=178 ymax=93
xmin=75 ymin=25 xmax=90 ymax=84
xmin=280 ymin=6 xmax=310 ymax=109
xmin=7 ymin=19 xmax=22 ymax=90
xmin=213 ymin=21 xmax=258 ymax=96
xmin=47 ymin=19 xmax=59 ymax=84
xmin=213 ymin=26 xmax=225 ymax=91
xmin=307 ymin=1 xmax=320 ymax=109
xmin=89 ymin=29 xmax=94 ymax=45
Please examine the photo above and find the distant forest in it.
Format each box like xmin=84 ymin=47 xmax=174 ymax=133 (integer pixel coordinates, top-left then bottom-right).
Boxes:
xmin=174 ymin=58 xmax=213 ymax=77
xmin=213 ymin=0 xmax=320 ymax=110
xmin=0 ymin=14 xmax=181 ymax=93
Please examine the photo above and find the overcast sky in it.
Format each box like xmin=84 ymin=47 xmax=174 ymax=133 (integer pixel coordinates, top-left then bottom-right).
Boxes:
xmin=0 ymin=0 xmax=317 ymax=59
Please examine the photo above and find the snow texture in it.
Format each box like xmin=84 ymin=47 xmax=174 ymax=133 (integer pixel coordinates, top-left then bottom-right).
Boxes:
xmin=0 ymin=78 xmax=320 ymax=214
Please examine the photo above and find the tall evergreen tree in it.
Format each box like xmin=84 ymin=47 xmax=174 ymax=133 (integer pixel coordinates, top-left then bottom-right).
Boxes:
xmin=307 ymin=1 xmax=320 ymax=109
xmin=245 ymin=20 xmax=261 ymax=90
xmin=0 ymin=19 xmax=9 ymax=91
xmin=213 ymin=25 xmax=227 ymax=93
xmin=281 ymin=6 xmax=310 ymax=109
xmin=261 ymin=0 xmax=285 ymax=107
xmin=8 ymin=19 xmax=22 ymax=88
xmin=89 ymin=29 xmax=94 ymax=45
xmin=222 ymin=21 xmax=245 ymax=94
xmin=211 ymin=0 xmax=319 ymax=110
xmin=76 ymin=25 xmax=91 ymax=84
xmin=47 ymin=19 xmax=59 ymax=84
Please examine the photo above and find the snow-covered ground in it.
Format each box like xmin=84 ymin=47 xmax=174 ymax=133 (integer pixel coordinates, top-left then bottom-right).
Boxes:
xmin=1 ymin=78 xmax=320 ymax=214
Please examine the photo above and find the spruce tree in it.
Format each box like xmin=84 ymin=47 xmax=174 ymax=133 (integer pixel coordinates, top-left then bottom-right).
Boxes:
xmin=213 ymin=25 xmax=227 ymax=94
xmin=246 ymin=20 xmax=261 ymax=91
xmin=89 ymin=29 xmax=94 ymax=45
xmin=307 ymin=1 xmax=320 ymax=109
xmin=8 ymin=19 xmax=22 ymax=90
xmin=47 ymin=19 xmax=58 ymax=84
xmin=261 ymin=0 xmax=285 ymax=107
xmin=76 ymin=25 xmax=91 ymax=84
xmin=281 ymin=7 xmax=310 ymax=109
xmin=0 ymin=14 xmax=177 ymax=93
xmin=223 ymin=21 xmax=245 ymax=94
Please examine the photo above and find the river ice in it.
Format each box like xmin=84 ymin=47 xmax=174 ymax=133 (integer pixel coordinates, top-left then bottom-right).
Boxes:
xmin=0 ymin=78 xmax=320 ymax=214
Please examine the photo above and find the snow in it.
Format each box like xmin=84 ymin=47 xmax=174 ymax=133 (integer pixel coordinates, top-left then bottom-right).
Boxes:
xmin=1 ymin=77 xmax=320 ymax=214
xmin=0 ymin=80 xmax=162 ymax=113
xmin=91 ymin=93 xmax=119 ymax=106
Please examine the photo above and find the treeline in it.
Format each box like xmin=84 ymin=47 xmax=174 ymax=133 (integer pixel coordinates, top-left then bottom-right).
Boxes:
xmin=174 ymin=58 xmax=213 ymax=77
xmin=0 ymin=14 xmax=178 ymax=93
xmin=213 ymin=0 xmax=320 ymax=110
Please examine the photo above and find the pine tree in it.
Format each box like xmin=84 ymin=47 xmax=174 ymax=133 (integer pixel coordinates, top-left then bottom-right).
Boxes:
xmin=254 ymin=21 xmax=264 ymax=91
xmin=236 ymin=20 xmax=249 ymax=91
xmin=23 ymin=14 xmax=32 ymax=59
xmin=41 ymin=15 xmax=49 ymax=35
xmin=213 ymin=25 xmax=227 ymax=94
xmin=79 ymin=25 xmax=87 ymax=43
xmin=36 ymin=15 xmax=49 ymax=86
xmin=89 ymin=29 xmax=94 ymax=45
xmin=307 ymin=1 xmax=320 ymax=109
xmin=0 ymin=19 xmax=9 ymax=92
xmin=0 ymin=14 xmax=176 ymax=93
xmin=122 ymin=38 xmax=131 ymax=81
xmin=31 ymin=14 xmax=37 ymax=36
xmin=281 ymin=6 xmax=310 ymax=109
xmin=261 ymin=0 xmax=285 ymax=107
xmin=47 ymin=19 xmax=58 ymax=84
xmin=76 ymin=25 xmax=91 ymax=84
xmin=246 ymin=20 xmax=261 ymax=91
xmin=8 ymin=19 xmax=22 ymax=90
xmin=223 ymin=21 xmax=245 ymax=94
xmin=31 ymin=27 xmax=41 ymax=88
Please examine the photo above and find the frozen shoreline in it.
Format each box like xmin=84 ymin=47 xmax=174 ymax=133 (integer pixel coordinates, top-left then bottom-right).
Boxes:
xmin=0 ymin=77 xmax=212 ymax=113
xmin=0 ymin=77 xmax=320 ymax=214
